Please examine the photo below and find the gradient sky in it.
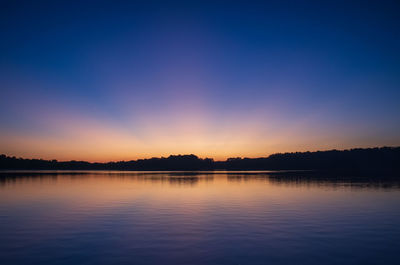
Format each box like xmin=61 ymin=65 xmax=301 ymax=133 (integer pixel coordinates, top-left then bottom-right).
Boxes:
xmin=1 ymin=0 xmax=399 ymax=161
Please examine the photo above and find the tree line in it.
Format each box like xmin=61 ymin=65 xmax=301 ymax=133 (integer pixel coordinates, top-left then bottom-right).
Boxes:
xmin=1 ymin=147 xmax=399 ymax=175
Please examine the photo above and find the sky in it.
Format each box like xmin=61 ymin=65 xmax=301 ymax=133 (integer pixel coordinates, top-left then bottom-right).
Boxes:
xmin=1 ymin=0 xmax=399 ymax=161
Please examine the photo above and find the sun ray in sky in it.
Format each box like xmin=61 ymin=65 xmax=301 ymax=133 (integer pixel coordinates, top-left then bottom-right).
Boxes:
xmin=1 ymin=0 xmax=399 ymax=161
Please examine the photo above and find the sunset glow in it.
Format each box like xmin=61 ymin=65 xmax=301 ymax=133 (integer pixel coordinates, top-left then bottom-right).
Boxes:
xmin=1 ymin=1 xmax=399 ymax=161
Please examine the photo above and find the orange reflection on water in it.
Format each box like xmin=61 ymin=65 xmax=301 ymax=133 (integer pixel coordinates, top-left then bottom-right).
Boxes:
xmin=1 ymin=171 xmax=397 ymax=215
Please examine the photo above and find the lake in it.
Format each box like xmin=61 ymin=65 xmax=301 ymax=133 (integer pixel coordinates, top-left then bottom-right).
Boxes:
xmin=0 ymin=171 xmax=399 ymax=265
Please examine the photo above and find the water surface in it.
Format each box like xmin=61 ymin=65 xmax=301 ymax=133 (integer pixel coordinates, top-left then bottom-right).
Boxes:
xmin=0 ymin=171 xmax=399 ymax=265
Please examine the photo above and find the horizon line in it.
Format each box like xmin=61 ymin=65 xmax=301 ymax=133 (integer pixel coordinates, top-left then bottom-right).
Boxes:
xmin=2 ymin=146 xmax=399 ymax=164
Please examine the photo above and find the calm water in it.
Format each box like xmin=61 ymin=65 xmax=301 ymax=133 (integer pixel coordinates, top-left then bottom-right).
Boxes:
xmin=0 ymin=171 xmax=399 ymax=265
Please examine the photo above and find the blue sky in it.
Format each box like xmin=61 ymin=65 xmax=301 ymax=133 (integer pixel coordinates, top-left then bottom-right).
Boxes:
xmin=1 ymin=0 xmax=399 ymax=161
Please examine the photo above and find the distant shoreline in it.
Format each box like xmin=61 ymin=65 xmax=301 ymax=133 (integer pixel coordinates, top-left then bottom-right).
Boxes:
xmin=1 ymin=147 xmax=399 ymax=176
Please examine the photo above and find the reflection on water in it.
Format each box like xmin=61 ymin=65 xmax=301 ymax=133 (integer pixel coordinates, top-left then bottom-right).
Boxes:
xmin=0 ymin=171 xmax=399 ymax=265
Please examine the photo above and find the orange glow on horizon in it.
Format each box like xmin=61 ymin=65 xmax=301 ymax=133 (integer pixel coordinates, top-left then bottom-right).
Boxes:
xmin=1 ymin=103 xmax=398 ymax=162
